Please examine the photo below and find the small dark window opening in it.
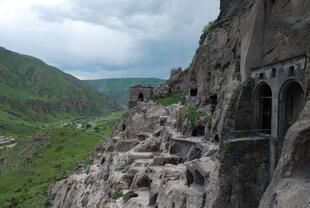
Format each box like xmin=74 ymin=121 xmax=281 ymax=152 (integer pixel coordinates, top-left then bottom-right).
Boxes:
xmin=101 ymin=157 xmax=106 ymax=165
xmin=214 ymin=135 xmax=219 ymax=143
xmin=192 ymin=126 xmax=205 ymax=137
xmin=210 ymin=94 xmax=218 ymax=105
xmin=122 ymin=124 xmax=126 ymax=131
xmin=288 ymin=66 xmax=295 ymax=77
xmin=259 ymin=73 xmax=264 ymax=80
xmin=190 ymin=88 xmax=198 ymax=97
xmin=138 ymin=93 xmax=144 ymax=101
xmin=272 ymin=68 xmax=277 ymax=78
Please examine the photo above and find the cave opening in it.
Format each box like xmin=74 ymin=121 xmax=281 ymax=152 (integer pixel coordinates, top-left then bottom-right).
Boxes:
xmin=190 ymin=88 xmax=198 ymax=97
xmin=192 ymin=126 xmax=205 ymax=137
xmin=138 ymin=93 xmax=144 ymax=101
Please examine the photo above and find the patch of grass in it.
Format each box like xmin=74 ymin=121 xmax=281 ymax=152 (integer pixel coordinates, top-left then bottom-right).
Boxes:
xmin=0 ymin=113 xmax=120 ymax=208
xmin=154 ymin=92 xmax=184 ymax=106
xmin=181 ymin=106 xmax=211 ymax=123
xmin=112 ymin=191 xmax=124 ymax=200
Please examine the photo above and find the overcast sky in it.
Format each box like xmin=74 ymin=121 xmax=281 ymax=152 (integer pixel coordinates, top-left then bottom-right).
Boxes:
xmin=0 ymin=0 xmax=219 ymax=79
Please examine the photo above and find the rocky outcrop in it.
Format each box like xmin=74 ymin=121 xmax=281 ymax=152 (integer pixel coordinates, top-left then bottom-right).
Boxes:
xmin=49 ymin=103 xmax=220 ymax=208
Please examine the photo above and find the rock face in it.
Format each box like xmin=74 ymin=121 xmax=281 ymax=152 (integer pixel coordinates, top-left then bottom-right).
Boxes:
xmin=49 ymin=0 xmax=310 ymax=207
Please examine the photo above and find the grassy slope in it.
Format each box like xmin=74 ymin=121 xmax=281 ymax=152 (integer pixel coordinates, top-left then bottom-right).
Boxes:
xmin=0 ymin=112 xmax=122 ymax=208
xmin=85 ymin=78 xmax=165 ymax=108
xmin=0 ymin=47 xmax=120 ymax=124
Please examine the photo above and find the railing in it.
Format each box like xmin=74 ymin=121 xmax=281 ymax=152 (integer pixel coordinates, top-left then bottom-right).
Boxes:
xmin=228 ymin=129 xmax=272 ymax=138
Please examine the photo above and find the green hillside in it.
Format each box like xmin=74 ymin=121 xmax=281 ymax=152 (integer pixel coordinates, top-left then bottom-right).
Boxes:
xmin=0 ymin=47 xmax=120 ymax=125
xmin=85 ymin=78 xmax=165 ymax=108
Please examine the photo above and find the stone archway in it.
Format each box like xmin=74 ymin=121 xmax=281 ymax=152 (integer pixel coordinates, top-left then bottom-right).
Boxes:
xmin=255 ymin=83 xmax=272 ymax=134
xmin=277 ymin=80 xmax=305 ymax=164
xmin=279 ymin=81 xmax=305 ymax=137
xmin=138 ymin=93 xmax=144 ymax=101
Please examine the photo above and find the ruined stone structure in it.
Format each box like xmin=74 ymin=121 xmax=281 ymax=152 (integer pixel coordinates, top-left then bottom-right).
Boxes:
xmin=128 ymin=84 xmax=155 ymax=109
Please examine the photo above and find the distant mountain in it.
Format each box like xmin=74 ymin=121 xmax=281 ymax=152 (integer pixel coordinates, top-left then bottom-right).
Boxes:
xmin=85 ymin=78 xmax=165 ymax=108
xmin=0 ymin=47 xmax=120 ymax=123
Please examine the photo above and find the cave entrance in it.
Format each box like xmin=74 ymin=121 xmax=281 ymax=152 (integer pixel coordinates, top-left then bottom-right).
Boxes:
xmin=138 ymin=93 xmax=144 ymax=101
xmin=256 ymin=83 xmax=272 ymax=134
xmin=190 ymin=88 xmax=198 ymax=97
xmin=192 ymin=126 xmax=205 ymax=137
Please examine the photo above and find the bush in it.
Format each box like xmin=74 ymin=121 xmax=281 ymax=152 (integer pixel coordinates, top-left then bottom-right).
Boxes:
xmin=202 ymin=21 xmax=215 ymax=33
xmin=112 ymin=191 xmax=124 ymax=200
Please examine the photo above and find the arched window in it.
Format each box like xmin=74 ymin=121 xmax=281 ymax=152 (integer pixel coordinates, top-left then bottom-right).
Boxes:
xmin=279 ymin=81 xmax=304 ymax=137
xmin=255 ymin=83 xmax=272 ymax=134
xmin=275 ymin=80 xmax=305 ymax=165
xmin=138 ymin=93 xmax=144 ymax=101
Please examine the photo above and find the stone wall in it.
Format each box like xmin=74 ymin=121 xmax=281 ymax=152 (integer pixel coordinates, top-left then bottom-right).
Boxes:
xmin=214 ymin=138 xmax=270 ymax=208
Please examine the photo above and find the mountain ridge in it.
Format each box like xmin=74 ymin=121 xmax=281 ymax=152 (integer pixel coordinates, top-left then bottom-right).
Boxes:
xmin=0 ymin=47 xmax=120 ymax=123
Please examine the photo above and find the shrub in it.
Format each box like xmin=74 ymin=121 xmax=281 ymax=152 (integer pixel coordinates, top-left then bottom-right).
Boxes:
xmin=112 ymin=191 xmax=124 ymax=200
xmin=202 ymin=21 xmax=215 ymax=33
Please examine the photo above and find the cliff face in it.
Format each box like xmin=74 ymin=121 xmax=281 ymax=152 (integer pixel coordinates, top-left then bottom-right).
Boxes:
xmin=49 ymin=0 xmax=310 ymax=207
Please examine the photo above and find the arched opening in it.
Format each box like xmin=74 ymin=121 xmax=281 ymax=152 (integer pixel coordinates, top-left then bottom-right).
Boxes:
xmin=279 ymin=81 xmax=304 ymax=137
xmin=255 ymin=83 xmax=272 ymax=134
xmin=122 ymin=124 xmax=126 ymax=131
xmin=138 ymin=93 xmax=144 ymax=101
xmin=277 ymin=81 xmax=305 ymax=164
